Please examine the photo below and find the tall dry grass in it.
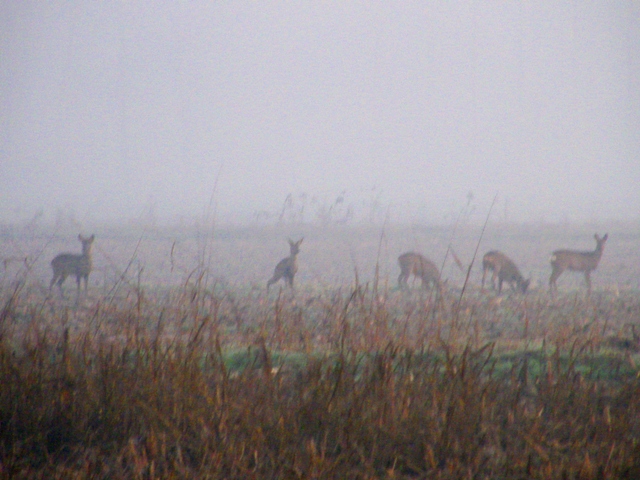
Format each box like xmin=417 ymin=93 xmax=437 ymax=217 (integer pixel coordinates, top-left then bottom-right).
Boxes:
xmin=1 ymin=275 xmax=639 ymax=478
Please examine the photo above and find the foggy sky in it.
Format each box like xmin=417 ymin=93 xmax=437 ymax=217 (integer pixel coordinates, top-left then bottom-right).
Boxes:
xmin=1 ymin=2 xmax=639 ymax=225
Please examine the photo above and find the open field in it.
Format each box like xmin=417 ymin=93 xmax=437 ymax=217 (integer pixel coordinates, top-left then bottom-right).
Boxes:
xmin=3 ymin=220 xmax=639 ymax=289
xmin=1 ymin=221 xmax=640 ymax=478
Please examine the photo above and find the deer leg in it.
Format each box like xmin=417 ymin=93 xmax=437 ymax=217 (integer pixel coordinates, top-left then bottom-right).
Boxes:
xmin=585 ymin=271 xmax=592 ymax=296
xmin=481 ymin=268 xmax=487 ymax=290
xmin=267 ymin=273 xmax=281 ymax=292
xmin=54 ymin=274 xmax=67 ymax=297
xmin=497 ymin=277 xmax=503 ymax=294
xmin=549 ymin=267 xmax=562 ymax=293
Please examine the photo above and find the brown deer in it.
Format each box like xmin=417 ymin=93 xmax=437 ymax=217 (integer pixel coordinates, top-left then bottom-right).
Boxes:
xmin=50 ymin=234 xmax=95 ymax=293
xmin=549 ymin=233 xmax=608 ymax=296
xmin=397 ymin=252 xmax=441 ymax=290
xmin=481 ymin=250 xmax=530 ymax=294
xmin=267 ymin=238 xmax=303 ymax=292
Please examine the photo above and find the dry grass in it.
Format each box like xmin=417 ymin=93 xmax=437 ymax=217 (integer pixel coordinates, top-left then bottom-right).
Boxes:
xmin=1 ymin=223 xmax=639 ymax=478
xmin=1 ymin=280 xmax=640 ymax=479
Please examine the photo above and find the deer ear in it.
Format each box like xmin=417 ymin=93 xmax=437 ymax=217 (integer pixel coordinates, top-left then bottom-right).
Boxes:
xmin=603 ymin=233 xmax=608 ymax=241
xmin=89 ymin=235 xmax=95 ymax=241
xmin=298 ymin=238 xmax=304 ymax=245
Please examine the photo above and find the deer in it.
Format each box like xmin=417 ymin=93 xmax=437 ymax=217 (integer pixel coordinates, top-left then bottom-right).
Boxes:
xmin=481 ymin=250 xmax=530 ymax=294
xmin=50 ymin=234 xmax=95 ymax=294
xmin=549 ymin=233 xmax=608 ymax=296
xmin=397 ymin=252 xmax=441 ymax=290
xmin=267 ymin=238 xmax=303 ymax=292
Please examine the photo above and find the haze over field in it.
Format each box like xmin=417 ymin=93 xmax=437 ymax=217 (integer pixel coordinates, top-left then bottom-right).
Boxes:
xmin=1 ymin=2 xmax=639 ymax=226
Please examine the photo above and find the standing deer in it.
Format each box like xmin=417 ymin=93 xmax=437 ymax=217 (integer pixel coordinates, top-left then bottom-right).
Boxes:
xmin=481 ymin=250 xmax=530 ymax=294
xmin=397 ymin=252 xmax=441 ymax=290
xmin=549 ymin=233 xmax=608 ymax=296
xmin=50 ymin=234 xmax=95 ymax=293
xmin=267 ymin=238 xmax=303 ymax=292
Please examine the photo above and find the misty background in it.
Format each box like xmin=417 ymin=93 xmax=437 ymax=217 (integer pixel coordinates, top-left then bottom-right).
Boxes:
xmin=2 ymin=2 xmax=639 ymax=227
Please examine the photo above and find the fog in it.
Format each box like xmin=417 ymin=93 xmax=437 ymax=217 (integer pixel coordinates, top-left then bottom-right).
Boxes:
xmin=2 ymin=2 xmax=639 ymax=227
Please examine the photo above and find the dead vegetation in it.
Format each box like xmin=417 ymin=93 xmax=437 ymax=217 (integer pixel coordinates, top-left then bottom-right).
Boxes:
xmin=1 ymin=276 xmax=640 ymax=479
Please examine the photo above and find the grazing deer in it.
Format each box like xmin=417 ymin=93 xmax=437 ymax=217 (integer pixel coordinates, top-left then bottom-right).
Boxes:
xmin=267 ymin=238 xmax=303 ymax=292
xmin=397 ymin=252 xmax=441 ymax=290
xmin=549 ymin=233 xmax=608 ymax=296
xmin=481 ymin=250 xmax=530 ymax=294
xmin=50 ymin=234 xmax=95 ymax=293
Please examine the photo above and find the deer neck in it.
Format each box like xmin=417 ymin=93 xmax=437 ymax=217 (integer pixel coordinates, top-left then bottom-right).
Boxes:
xmin=593 ymin=245 xmax=604 ymax=260
xmin=81 ymin=247 xmax=93 ymax=263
